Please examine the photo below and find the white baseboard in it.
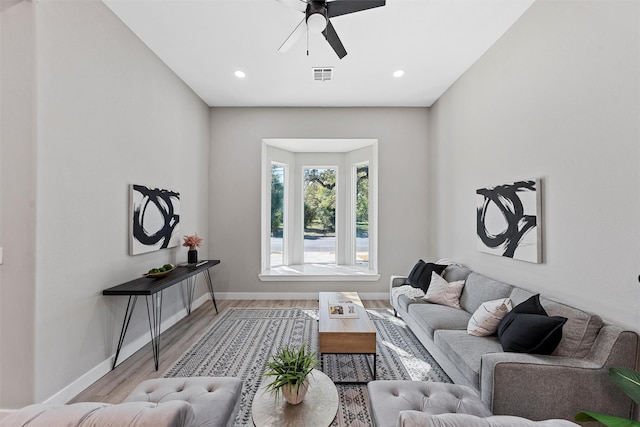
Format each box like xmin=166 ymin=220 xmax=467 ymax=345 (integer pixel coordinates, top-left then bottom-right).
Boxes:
xmin=42 ymin=293 xmax=210 ymax=405
xmin=216 ymin=292 xmax=390 ymax=300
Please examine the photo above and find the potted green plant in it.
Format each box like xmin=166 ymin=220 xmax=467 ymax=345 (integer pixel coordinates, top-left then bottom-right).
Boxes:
xmin=575 ymin=367 xmax=640 ymax=427
xmin=263 ymin=345 xmax=318 ymax=405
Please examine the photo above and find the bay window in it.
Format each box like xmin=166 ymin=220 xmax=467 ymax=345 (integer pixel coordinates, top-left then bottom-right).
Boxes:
xmin=260 ymin=139 xmax=378 ymax=281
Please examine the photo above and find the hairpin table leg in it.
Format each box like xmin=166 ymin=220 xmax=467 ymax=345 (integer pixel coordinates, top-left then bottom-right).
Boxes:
xmin=203 ymin=269 xmax=218 ymax=314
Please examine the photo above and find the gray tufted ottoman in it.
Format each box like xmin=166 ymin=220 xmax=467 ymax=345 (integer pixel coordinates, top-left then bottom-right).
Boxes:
xmin=124 ymin=377 xmax=243 ymax=427
xmin=367 ymin=381 xmax=492 ymax=427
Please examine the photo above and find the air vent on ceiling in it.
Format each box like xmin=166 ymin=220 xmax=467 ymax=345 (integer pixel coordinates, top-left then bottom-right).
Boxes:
xmin=312 ymin=67 xmax=333 ymax=82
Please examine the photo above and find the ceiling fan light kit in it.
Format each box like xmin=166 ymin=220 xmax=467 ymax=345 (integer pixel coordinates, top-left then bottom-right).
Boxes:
xmin=276 ymin=0 xmax=386 ymax=59
xmin=306 ymin=12 xmax=327 ymax=33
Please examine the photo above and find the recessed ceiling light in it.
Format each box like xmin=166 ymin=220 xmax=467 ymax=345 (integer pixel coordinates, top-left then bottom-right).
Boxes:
xmin=234 ymin=70 xmax=246 ymax=79
xmin=393 ymin=69 xmax=405 ymax=78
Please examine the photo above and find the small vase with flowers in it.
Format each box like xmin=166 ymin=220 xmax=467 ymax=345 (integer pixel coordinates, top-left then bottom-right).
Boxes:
xmin=183 ymin=234 xmax=203 ymax=264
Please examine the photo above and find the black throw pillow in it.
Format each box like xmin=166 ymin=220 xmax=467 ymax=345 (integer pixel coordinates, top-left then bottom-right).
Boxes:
xmin=414 ymin=263 xmax=447 ymax=292
xmin=497 ymin=294 xmax=546 ymax=339
xmin=498 ymin=312 xmax=567 ymax=354
xmin=404 ymin=260 xmax=427 ymax=288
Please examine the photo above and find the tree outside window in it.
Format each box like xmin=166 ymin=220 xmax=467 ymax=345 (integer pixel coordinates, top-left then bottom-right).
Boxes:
xmin=303 ymin=168 xmax=336 ymax=263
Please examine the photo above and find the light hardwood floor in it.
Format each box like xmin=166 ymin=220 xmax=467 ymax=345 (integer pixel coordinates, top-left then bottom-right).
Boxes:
xmin=69 ymin=298 xmax=391 ymax=404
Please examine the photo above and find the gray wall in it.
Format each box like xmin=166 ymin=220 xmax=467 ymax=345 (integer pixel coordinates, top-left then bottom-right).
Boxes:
xmin=0 ymin=0 xmax=37 ymax=408
xmin=428 ymin=0 xmax=640 ymax=332
xmin=0 ymin=0 xmax=210 ymax=406
xmin=209 ymin=107 xmax=431 ymax=295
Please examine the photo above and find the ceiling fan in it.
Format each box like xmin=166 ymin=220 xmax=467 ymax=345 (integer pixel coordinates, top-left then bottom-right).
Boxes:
xmin=275 ymin=0 xmax=386 ymax=59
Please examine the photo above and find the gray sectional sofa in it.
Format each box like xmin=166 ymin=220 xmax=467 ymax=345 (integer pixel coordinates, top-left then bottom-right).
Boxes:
xmin=390 ymin=264 xmax=639 ymax=421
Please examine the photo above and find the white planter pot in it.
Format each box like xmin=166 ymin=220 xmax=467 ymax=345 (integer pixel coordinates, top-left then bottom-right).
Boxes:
xmin=282 ymin=380 xmax=309 ymax=405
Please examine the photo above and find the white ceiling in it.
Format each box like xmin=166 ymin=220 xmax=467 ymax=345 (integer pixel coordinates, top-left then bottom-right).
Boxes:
xmin=102 ymin=0 xmax=535 ymax=107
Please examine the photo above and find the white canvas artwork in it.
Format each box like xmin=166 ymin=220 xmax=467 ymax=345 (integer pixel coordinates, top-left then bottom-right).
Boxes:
xmin=476 ymin=178 xmax=541 ymax=263
xmin=129 ymin=184 xmax=180 ymax=255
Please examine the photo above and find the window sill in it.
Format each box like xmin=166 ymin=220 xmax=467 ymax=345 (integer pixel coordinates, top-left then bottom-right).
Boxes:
xmin=259 ymin=264 xmax=380 ymax=282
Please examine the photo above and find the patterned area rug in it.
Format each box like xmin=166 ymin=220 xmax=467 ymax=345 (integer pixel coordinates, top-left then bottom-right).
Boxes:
xmin=165 ymin=308 xmax=451 ymax=426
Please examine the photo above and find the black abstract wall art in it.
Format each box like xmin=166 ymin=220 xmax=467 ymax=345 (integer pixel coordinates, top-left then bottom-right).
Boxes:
xmin=129 ymin=184 xmax=180 ymax=255
xmin=476 ymin=178 xmax=541 ymax=263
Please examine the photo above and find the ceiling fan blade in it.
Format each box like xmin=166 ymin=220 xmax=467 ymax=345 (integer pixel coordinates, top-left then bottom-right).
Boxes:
xmin=327 ymin=0 xmax=385 ymax=18
xmin=279 ymin=17 xmax=307 ymax=52
xmin=275 ymin=0 xmax=308 ymax=13
xmin=322 ymin=20 xmax=347 ymax=59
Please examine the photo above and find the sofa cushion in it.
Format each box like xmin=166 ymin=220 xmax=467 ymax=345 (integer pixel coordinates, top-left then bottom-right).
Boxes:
xmin=540 ymin=296 xmax=604 ymax=358
xmin=424 ymin=272 xmax=465 ymax=309
xmin=433 ymin=330 xmax=503 ymax=389
xmin=397 ymin=293 xmax=430 ymax=313
xmin=498 ymin=312 xmax=567 ymax=354
xmin=459 ymin=273 xmax=513 ymax=315
xmin=467 ymin=298 xmax=513 ymax=337
xmin=416 ymin=263 xmax=448 ymax=292
xmin=507 ymin=291 xmax=605 ymax=358
xmin=496 ymin=294 xmax=568 ymax=355
xmin=405 ymin=261 xmax=447 ymax=291
xmin=497 ymin=294 xmax=547 ymax=339
xmin=408 ymin=303 xmax=472 ymax=339
xmin=404 ymin=260 xmax=427 ymax=287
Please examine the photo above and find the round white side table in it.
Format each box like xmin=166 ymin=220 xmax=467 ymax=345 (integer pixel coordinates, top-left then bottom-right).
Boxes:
xmin=251 ymin=369 xmax=339 ymax=427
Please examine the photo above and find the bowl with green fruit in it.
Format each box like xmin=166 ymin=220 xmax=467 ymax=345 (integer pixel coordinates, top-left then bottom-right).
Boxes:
xmin=144 ymin=263 xmax=176 ymax=278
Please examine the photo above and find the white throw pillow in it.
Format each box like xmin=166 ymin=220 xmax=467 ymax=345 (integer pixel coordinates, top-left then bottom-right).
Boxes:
xmin=467 ymin=298 xmax=513 ymax=336
xmin=423 ymin=272 xmax=465 ymax=309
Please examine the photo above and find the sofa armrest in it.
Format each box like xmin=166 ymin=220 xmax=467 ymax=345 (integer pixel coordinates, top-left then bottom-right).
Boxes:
xmin=396 ymin=411 xmax=579 ymax=427
xmin=480 ymin=327 xmax=638 ymax=421
xmin=389 ymin=275 xmax=408 ymax=306
xmin=390 ymin=275 xmax=407 ymax=289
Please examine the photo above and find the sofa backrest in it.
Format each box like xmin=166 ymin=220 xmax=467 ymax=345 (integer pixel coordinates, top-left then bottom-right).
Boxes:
xmin=508 ymin=287 xmax=604 ymax=358
xmin=540 ymin=295 xmax=604 ymax=358
xmin=442 ymin=265 xmax=472 ymax=283
xmin=456 ymin=271 xmax=513 ymax=315
xmin=436 ymin=265 xmax=606 ymax=359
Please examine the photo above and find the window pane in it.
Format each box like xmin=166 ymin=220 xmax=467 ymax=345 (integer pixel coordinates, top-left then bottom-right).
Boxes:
xmin=271 ymin=164 xmax=285 ymax=267
xmin=356 ymin=165 xmax=369 ymax=266
xmin=303 ymin=168 xmax=336 ymax=264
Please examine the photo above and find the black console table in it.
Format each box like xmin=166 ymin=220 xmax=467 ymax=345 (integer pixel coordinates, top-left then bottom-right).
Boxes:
xmin=103 ymin=259 xmax=220 ymax=370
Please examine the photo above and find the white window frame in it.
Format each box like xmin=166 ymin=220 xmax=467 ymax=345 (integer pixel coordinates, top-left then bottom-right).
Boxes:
xmin=351 ymin=161 xmax=372 ymax=269
xmin=260 ymin=138 xmax=379 ymax=281
xmin=269 ymin=161 xmax=288 ymax=268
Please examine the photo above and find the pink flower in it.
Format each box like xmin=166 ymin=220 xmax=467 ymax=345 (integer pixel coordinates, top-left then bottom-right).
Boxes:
xmin=183 ymin=234 xmax=203 ymax=249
